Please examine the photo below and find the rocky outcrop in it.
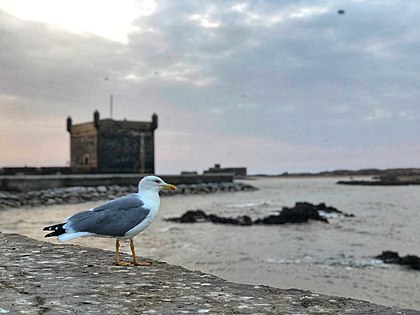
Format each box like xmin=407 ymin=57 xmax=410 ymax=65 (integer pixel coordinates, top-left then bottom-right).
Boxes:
xmin=0 ymin=182 xmax=258 ymax=210
xmin=254 ymin=202 xmax=329 ymax=224
xmin=376 ymin=251 xmax=420 ymax=271
xmin=165 ymin=202 xmax=354 ymax=225
xmin=165 ymin=210 xmax=254 ymax=225
xmin=0 ymin=233 xmax=416 ymax=314
xmin=337 ymin=175 xmax=420 ymax=186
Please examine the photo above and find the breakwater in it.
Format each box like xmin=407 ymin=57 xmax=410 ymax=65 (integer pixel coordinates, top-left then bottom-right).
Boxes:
xmin=0 ymin=173 xmax=235 ymax=192
xmin=0 ymin=181 xmax=258 ymax=210
xmin=0 ymin=233 xmax=417 ymax=314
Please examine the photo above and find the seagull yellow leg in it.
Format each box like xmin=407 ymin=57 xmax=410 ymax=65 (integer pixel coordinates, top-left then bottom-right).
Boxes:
xmin=114 ymin=239 xmax=130 ymax=266
xmin=130 ymin=239 xmax=151 ymax=266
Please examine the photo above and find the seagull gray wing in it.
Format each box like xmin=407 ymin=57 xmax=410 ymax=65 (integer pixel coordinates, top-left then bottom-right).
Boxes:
xmin=66 ymin=194 xmax=150 ymax=237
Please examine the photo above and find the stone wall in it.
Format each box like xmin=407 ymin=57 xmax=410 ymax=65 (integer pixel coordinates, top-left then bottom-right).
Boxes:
xmin=0 ymin=233 xmax=416 ymax=314
xmin=97 ymin=123 xmax=155 ymax=173
xmin=67 ymin=111 xmax=158 ymax=173
xmin=70 ymin=122 xmax=98 ymax=168
xmin=0 ymin=180 xmax=256 ymax=209
xmin=0 ymin=174 xmax=235 ymax=192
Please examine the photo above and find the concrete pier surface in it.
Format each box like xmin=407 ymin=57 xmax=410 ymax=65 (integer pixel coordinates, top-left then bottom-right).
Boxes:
xmin=0 ymin=233 xmax=417 ymax=315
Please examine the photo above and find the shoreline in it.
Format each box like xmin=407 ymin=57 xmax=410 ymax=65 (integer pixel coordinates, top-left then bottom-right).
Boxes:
xmin=1 ymin=232 xmax=417 ymax=314
xmin=337 ymin=177 xmax=420 ymax=186
xmin=0 ymin=181 xmax=258 ymax=210
xmin=248 ymin=174 xmax=420 ymax=186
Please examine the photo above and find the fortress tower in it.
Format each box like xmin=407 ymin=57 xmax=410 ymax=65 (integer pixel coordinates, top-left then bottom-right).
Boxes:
xmin=67 ymin=111 xmax=158 ymax=174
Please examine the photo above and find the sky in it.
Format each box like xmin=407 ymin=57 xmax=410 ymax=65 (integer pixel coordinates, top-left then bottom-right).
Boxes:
xmin=0 ymin=0 xmax=419 ymax=175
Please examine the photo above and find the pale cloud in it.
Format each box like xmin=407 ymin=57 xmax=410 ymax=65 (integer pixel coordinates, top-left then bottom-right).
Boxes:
xmin=365 ymin=108 xmax=393 ymax=122
xmin=398 ymin=111 xmax=418 ymax=122
xmin=227 ymin=2 xmax=328 ymax=27
xmin=0 ymin=0 xmax=155 ymax=42
xmin=0 ymin=0 xmax=420 ymax=173
xmin=289 ymin=6 xmax=328 ymax=19
xmin=158 ymin=62 xmax=216 ymax=86
xmin=190 ymin=13 xmax=221 ymax=28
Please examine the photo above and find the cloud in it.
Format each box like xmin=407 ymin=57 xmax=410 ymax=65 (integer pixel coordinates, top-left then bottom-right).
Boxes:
xmin=364 ymin=107 xmax=392 ymax=122
xmin=0 ymin=0 xmax=154 ymax=42
xmin=0 ymin=1 xmax=419 ymax=173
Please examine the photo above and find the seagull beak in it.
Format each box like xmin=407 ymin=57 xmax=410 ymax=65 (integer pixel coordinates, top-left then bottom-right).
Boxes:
xmin=162 ymin=183 xmax=177 ymax=191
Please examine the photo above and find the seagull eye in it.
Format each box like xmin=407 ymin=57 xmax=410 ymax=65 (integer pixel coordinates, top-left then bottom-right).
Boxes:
xmin=154 ymin=180 xmax=161 ymax=184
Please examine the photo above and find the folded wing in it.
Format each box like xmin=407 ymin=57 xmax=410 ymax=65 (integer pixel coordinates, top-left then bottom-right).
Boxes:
xmin=66 ymin=194 xmax=150 ymax=237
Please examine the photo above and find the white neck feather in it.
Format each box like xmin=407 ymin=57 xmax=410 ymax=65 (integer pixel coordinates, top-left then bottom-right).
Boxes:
xmin=138 ymin=190 xmax=160 ymax=212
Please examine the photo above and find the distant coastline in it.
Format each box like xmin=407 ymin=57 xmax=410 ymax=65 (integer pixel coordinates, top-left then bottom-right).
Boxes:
xmin=336 ymin=175 xmax=420 ymax=186
xmin=2 ymin=167 xmax=420 ymax=186
xmin=251 ymin=168 xmax=420 ymax=186
xmin=252 ymin=167 xmax=420 ymax=177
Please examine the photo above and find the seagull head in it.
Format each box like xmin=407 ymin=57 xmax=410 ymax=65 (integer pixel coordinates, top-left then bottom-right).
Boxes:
xmin=138 ymin=176 xmax=177 ymax=192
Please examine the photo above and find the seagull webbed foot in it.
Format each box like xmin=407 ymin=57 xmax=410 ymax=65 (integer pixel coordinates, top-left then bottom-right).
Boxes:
xmin=114 ymin=260 xmax=131 ymax=266
xmin=132 ymin=260 xmax=152 ymax=266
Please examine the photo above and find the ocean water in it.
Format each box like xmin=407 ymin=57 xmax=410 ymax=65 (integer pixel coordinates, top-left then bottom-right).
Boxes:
xmin=1 ymin=177 xmax=420 ymax=310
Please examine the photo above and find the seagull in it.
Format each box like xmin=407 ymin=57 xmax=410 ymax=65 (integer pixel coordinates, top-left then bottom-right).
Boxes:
xmin=43 ymin=176 xmax=176 ymax=266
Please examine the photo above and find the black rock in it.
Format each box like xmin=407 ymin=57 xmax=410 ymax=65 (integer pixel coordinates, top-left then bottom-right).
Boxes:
xmin=400 ymin=255 xmax=420 ymax=270
xmin=208 ymin=214 xmax=253 ymax=226
xmin=165 ymin=202 xmax=352 ymax=226
xmin=165 ymin=210 xmax=209 ymax=223
xmin=376 ymin=251 xmax=420 ymax=271
xmin=254 ymin=202 xmax=328 ymax=224
xmin=375 ymin=251 xmax=401 ymax=263
xmin=314 ymin=202 xmax=354 ymax=217
xmin=165 ymin=210 xmax=253 ymax=226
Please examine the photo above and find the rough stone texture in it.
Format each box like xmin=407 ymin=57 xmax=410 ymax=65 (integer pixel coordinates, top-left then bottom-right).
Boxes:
xmin=0 ymin=182 xmax=257 ymax=210
xmin=0 ymin=233 xmax=417 ymax=314
xmin=68 ymin=111 xmax=158 ymax=174
xmin=0 ymin=174 xmax=236 ymax=193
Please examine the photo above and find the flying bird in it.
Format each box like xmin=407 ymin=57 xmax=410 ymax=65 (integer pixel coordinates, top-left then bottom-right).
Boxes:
xmin=43 ymin=176 xmax=176 ymax=266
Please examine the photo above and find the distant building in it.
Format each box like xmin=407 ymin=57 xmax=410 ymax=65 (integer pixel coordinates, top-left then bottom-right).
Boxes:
xmin=204 ymin=164 xmax=247 ymax=177
xmin=67 ymin=110 xmax=157 ymax=173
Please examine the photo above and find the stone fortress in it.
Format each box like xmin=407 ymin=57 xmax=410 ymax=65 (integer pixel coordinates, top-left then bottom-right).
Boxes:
xmin=0 ymin=109 xmax=246 ymax=188
xmin=67 ymin=110 xmax=158 ymax=174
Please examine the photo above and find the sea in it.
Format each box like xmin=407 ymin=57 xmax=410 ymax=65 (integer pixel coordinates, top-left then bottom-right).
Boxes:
xmin=1 ymin=177 xmax=420 ymax=310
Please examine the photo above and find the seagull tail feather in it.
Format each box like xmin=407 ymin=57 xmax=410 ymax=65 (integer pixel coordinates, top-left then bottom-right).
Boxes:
xmin=43 ymin=223 xmax=66 ymax=238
